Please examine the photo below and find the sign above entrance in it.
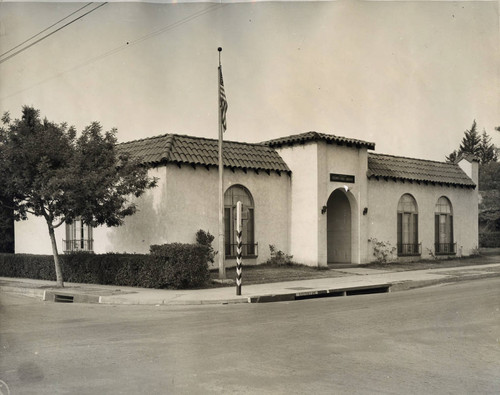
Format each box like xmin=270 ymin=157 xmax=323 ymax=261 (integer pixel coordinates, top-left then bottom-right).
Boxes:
xmin=330 ymin=173 xmax=355 ymax=183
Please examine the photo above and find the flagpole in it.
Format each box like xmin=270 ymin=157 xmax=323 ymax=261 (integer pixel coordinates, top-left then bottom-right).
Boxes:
xmin=217 ymin=47 xmax=226 ymax=279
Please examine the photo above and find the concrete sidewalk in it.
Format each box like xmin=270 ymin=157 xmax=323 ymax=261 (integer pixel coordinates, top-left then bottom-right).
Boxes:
xmin=2 ymin=261 xmax=500 ymax=305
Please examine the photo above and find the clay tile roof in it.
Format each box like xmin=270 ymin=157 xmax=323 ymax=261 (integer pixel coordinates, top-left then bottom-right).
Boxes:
xmin=367 ymin=153 xmax=476 ymax=188
xmin=117 ymin=134 xmax=291 ymax=174
xmin=262 ymin=131 xmax=375 ymax=150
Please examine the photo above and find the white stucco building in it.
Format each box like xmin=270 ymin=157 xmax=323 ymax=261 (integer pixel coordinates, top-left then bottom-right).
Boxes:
xmin=15 ymin=132 xmax=479 ymax=267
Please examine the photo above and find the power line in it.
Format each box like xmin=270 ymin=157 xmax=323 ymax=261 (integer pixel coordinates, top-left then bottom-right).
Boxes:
xmin=0 ymin=3 xmax=226 ymax=102
xmin=0 ymin=3 xmax=108 ymax=65
xmin=0 ymin=2 xmax=94 ymax=59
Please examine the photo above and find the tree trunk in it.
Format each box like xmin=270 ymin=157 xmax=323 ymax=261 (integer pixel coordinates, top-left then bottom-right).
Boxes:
xmin=47 ymin=222 xmax=64 ymax=288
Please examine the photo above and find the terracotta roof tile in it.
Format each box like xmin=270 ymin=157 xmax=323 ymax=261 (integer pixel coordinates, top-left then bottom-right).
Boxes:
xmin=117 ymin=134 xmax=290 ymax=174
xmin=263 ymin=131 xmax=375 ymax=150
xmin=367 ymin=153 xmax=476 ymax=188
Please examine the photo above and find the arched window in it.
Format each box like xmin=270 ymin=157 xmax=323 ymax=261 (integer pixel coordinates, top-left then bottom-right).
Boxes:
xmin=435 ymin=197 xmax=455 ymax=254
xmin=224 ymin=185 xmax=256 ymax=257
xmin=64 ymin=218 xmax=93 ymax=253
xmin=397 ymin=194 xmax=420 ymax=256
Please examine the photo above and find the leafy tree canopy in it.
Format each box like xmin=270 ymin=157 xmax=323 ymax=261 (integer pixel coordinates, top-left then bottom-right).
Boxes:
xmin=479 ymin=161 xmax=500 ymax=191
xmin=0 ymin=106 xmax=157 ymax=286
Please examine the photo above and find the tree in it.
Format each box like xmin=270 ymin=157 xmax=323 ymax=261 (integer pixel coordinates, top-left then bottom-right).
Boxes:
xmin=0 ymin=106 xmax=157 ymax=287
xmin=479 ymin=161 xmax=500 ymax=191
xmin=478 ymin=130 xmax=498 ymax=164
xmin=0 ymin=193 xmax=14 ymax=253
xmin=446 ymin=120 xmax=498 ymax=164
xmin=445 ymin=149 xmax=458 ymax=163
xmin=458 ymin=120 xmax=481 ymax=157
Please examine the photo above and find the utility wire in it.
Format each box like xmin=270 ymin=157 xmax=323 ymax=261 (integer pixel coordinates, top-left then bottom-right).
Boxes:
xmin=0 ymin=3 xmax=108 ymax=65
xmin=0 ymin=3 xmax=226 ymax=102
xmin=0 ymin=2 xmax=94 ymax=59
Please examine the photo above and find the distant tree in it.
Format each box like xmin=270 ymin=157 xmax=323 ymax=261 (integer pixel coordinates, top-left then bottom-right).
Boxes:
xmin=0 ymin=106 xmax=157 ymax=287
xmin=446 ymin=120 xmax=498 ymax=164
xmin=445 ymin=150 xmax=458 ymax=163
xmin=479 ymin=161 xmax=500 ymax=191
xmin=478 ymin=130 xmax=498 ymax=164
xmin=458 ymin=120 xmax=481 ymax=157
xmin=478 ymin=153 xmax=500 ymax=239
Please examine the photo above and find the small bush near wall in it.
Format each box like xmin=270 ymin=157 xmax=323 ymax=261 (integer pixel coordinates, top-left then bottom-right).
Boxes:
xmin=368 ymin=238 xmax=397 ymax=263
xmin=479 ymin=232 xmax=500 ymax=248
xmin=265 ymin=245 xmax=294 ymax=266
xmin=150 ymin=243 xmax=210 ymax=289
xmin=195 ymin=229 xmax=215 ymax=264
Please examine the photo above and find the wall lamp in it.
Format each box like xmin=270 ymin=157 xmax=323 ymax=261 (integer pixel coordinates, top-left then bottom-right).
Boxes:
xmin=321 ymin=205 xmax=327 ymax=215
xmin=363 ymin=207 xmax=368 ymax=215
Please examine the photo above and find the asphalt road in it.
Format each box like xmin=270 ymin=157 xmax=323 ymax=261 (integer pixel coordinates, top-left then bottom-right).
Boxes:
xmin=1 ymin=278 xmax=499 ymax=395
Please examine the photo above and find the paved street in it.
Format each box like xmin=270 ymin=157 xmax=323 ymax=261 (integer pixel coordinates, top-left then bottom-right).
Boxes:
xmin=1 ymin=278 xmax=499 ymax=394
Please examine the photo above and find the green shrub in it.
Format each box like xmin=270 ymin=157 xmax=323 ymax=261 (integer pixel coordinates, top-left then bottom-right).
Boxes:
xmin=195 ymin=229 xmax=215 ymax=263
xmin=150 ymin=243 xmax=210 ymax=289
xmin=265 ymin=245 xmax=294 ymax=266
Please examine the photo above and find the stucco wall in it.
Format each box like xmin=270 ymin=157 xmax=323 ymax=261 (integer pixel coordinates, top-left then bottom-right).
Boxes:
xmin=96 ymin=166 xmax=168 ymax=253
xmin=277 ymin=141 xmax=370 ymax=266
xmin=102 ymin=163 xmax=290 ymax=266
xmin=13 ymin=167 xmax=168 ymax=255
xmin=14 ymin=164 xmax=290 ymax=264
xmin=318 ymin=142 xmax=369 ymax=265
xmin=15 ymin=214 xmax=53 ymax=255
xmin=275 ymin=143 xmax=319 ymax=265
xmin=366 ymin=179 xmax=479 ymax=262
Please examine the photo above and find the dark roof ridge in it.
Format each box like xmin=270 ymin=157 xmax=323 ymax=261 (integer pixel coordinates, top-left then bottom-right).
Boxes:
xmin=119 ymin=132 xmax=270 ymax=148
xmin=118 ymin=132 xmax=172 ymax=145
xmin=368 ymin=152 xmax=455 ymax=166
xmin=262 ymin=131 xmax=376 ymax=149
xmin=172 ymin=133 xmax=270 ymax=147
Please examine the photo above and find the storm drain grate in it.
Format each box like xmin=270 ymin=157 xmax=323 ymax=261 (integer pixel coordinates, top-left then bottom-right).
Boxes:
xmin=346 ymin=286 xmax=390 ymax=296
xmin=295 ymin=285 xmax=390 ymax=301
xmin=54 ymin=294 xmax=74 ymax=303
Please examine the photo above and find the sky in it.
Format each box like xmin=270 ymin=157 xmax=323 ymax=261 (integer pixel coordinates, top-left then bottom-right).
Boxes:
xmin=0 ymin=0 xmax=499 ymax=161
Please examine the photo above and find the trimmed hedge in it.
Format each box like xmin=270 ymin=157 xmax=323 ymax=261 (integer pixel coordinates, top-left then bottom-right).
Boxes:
xmin=479 ymin=232 xmax=500 ymax=248
xmin=150 ymin=243 xmax=210 ymax=289
xmin=0 ymin=254 xmax=56 ymax=280
xmin=0 ymin=243 xmax=211 ymax=289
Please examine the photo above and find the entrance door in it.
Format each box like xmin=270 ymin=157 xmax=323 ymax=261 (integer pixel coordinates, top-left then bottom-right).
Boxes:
xmin=327 ymin=189 xmax=351 ymax=263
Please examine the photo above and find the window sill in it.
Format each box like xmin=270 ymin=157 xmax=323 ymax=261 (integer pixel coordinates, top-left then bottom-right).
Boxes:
xmin=226 ymin=255 xmax=258 ymax=259
xmin=397 ymin=253 xmax=421 ymax=257
xmin=435 ymin=252 xmax=456 ymax=256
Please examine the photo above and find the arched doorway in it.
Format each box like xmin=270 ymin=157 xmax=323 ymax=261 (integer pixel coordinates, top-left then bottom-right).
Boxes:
xmin=327 ymin=189 xmax=351 ymax=263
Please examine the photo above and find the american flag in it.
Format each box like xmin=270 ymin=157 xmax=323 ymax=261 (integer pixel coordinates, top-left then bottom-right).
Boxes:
xmin=219 ymin=66 xmax=228 ymax=131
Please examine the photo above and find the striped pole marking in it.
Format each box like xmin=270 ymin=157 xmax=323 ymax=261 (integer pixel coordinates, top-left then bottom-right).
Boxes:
xmin=236 ymin=201 xmax=243 ymax=296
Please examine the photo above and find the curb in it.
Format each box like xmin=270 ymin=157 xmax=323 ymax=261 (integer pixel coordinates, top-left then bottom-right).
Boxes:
xmin=249 ymin=283 xmax=391 ymax=303
xmin=2 ymin=271 xmax=500 ymax=306
xmin=0 ymin=285 xmax=45 ymax=299
xmin=97 ymin=296 xmax=249 ymax=306
xmin=390 ymin=271 xmax=500 ymax=292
